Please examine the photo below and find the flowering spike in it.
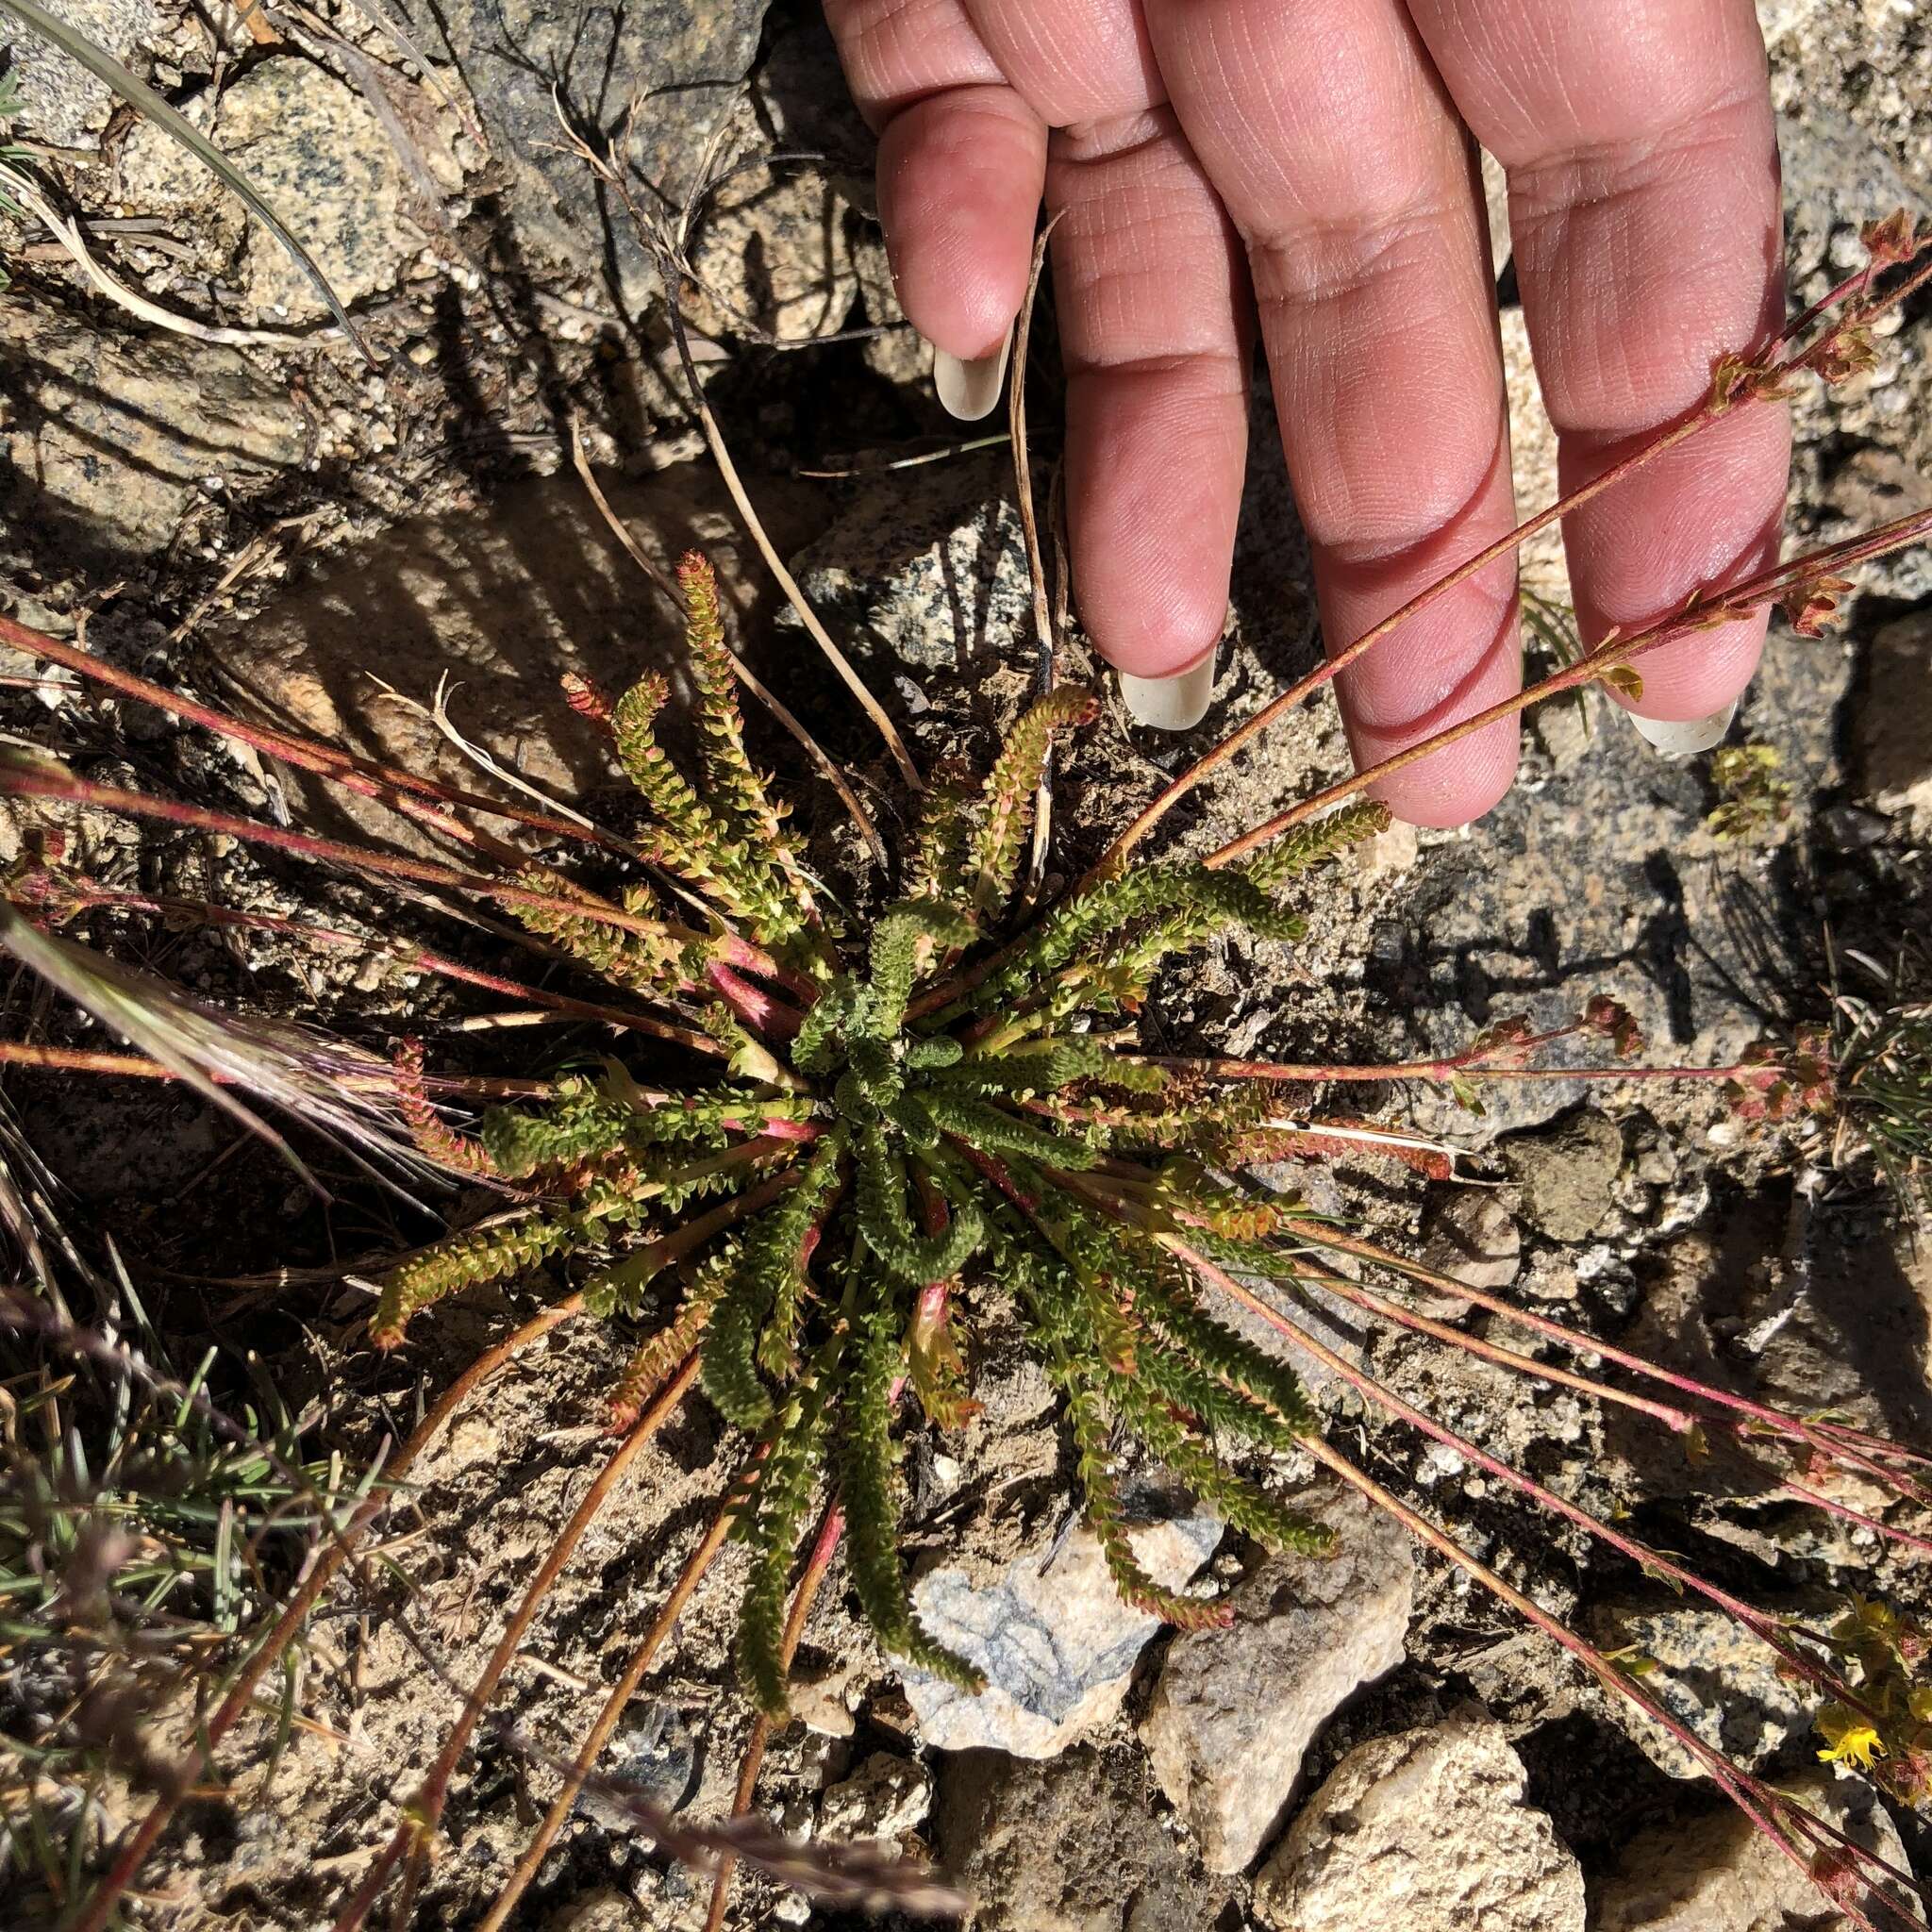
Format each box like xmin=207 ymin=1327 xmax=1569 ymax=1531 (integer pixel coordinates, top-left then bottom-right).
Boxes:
xmin=967 ymin=688 xmax=1099 ymax=919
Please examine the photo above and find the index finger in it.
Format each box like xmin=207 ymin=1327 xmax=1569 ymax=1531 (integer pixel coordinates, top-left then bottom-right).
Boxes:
xmin=1407 ymin=0 xmax=1790 ymax=741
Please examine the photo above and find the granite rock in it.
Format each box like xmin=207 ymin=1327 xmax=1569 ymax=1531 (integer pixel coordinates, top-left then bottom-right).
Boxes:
xmin=428 ymin=0 xmax=768 ymax=299
xmin=118 ymin=59 xmax=410 ymax=319
xmin=1589 ymin=1600 xmax=1815 ymax=1781
xmin=1 ymin=0 xmax=158 ymax=147
xmin=787 ymin=451 xmax=1034 ymax=677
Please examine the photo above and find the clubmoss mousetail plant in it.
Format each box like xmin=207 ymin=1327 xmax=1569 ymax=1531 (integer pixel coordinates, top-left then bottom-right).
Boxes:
xmin=3 ymin=217 xmax=1932 ymax=1932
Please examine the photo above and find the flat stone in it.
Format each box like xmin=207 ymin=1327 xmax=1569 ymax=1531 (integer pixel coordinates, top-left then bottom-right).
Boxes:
xmin=902 ymin=1504 xmax=1222 ymax=1758
xmin=1254 ymin=1708 xmax=1585 ymax=1932
xmin=1591 ymin=1768 xmax=1921 ymax=1932
xmin=1503 ymin=1112 xmax=1624 ymax=1244
xmin=1141 ymin=1480 xmax=1414 ymax=1874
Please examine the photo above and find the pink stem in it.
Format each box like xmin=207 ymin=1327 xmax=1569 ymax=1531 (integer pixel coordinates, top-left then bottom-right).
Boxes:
xmin=707 ymin=960 xmax=805 ymax=1040
xmin=0 ymin=611 xmax=626 ymax=856
xmin=1167 ymin=1240 xmax=1890 ymax=1773
xmin=1209 ymin=505 xmax=1932 ymax=867
xmin=1295 ymin=1223 xmax=1932 ymax=1512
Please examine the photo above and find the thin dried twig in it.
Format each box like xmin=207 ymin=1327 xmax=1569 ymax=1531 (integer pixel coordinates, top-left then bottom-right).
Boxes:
xmin=0 ymin=161 xmax=319 ymax=348
xmin=549 ymin=101 xmax=922 ymax=794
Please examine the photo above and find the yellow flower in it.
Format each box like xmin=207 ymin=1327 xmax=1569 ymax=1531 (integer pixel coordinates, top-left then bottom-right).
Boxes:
xmin=1816 ymin=1708 xmax=1888 ymax=1771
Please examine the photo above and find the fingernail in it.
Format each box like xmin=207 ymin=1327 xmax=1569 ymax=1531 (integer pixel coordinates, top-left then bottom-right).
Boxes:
xmin=932 ymin=323 xmax=1015 ymax=422
xmin=1626 ymin=703 xmax=1737 ymax=756
xmin=1119 ymin=650 xmax=1217 ymax=732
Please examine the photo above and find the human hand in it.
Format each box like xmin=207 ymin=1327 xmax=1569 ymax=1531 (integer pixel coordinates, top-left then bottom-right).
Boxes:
xmin=824 ymin=0 xmax=1791 ymax=825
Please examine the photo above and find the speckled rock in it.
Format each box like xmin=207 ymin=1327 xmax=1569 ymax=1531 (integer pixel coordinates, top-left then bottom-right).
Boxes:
xmin=117 ymin=60 xmax=410 ymax=319
xmin=902 ymin=1503 xmax=1222 ymax=1758
xmin=1503 ymin=1113 xmax=1624 ymax=1244
xmin=2 ymin=0 xmax=158 ymax=146
xmin=428 ymin=0 xmax=767 ymax=297
xmin=1254 ymin=1709 xmax=1586 ymax=1932
xmin=938 ymin=1747 xmax=1230 ymax=1932
xmin=1141 ymin=1481 xmax=1414 ymax=1874
xmin=787 ymin=451 xmax=1033 ymax=677
xmin=1589 ymin=1601 xmax=1815 ymax=1781
xmin=1591 ymin=1768 xmax=1920 ymax=1932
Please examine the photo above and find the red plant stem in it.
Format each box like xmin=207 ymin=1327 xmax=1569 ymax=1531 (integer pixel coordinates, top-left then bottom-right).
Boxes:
xmin=1296 ymin=1222 xmax=1932 ymax=1511
xmin=1208 ymin=506 xmax=1932 ymax=867
xmin=1779 ymin=1477 xmax=1932 ymax=1560
xmin=22 ymin=881 xmax=724 ymax=1053
xmin=0 ymin=611 xmax=629 ymax=857
xmin=1 ymin=763 xmax=694 ymax=944
xmin=703 ymin=1504 xmax=847 ymax=1932
xmin=1131 ymin=1050 xmax=1769 ymax=1089
xmin=0 ymin=1040 xmax=556 ymax=1107
xmin=1168 ymin=1242 xmax=1891 ymax=1823
xmin=332 ymin=1357 xmax=702 ymax=1932
xmin=478 ymin=1454 xmax=768 ymax=1932
xmin=708 ymin=958 xmax=806 ymax=1040
xmin=1098 ymin=245 xmax=1932 ymax=876
xmin=67 ymin=1298 xmax=587 ymax=1932
xmin=1299 ymin=1433 xmax=1903 ymax=1932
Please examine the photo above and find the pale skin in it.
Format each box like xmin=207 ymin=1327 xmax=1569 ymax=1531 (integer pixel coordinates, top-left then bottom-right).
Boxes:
xmin=824 ymin=0 xmax=1792 ymax=826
